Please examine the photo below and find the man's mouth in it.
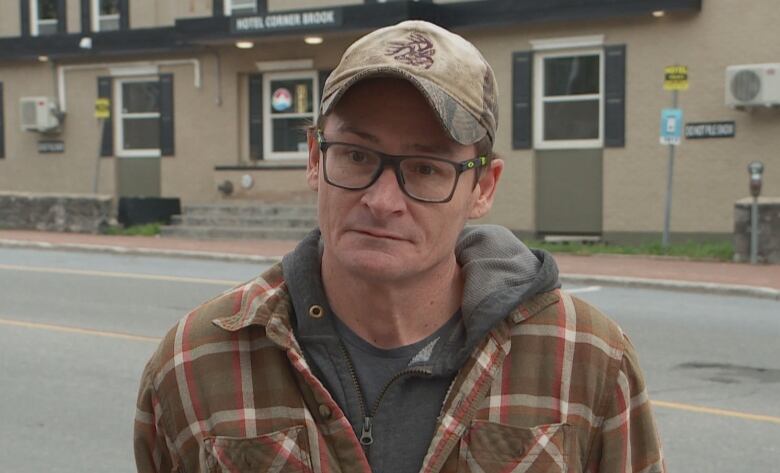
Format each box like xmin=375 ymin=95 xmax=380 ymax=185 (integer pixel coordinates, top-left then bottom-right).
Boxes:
xmin=352 ymin=228 xmax=406 ymax=241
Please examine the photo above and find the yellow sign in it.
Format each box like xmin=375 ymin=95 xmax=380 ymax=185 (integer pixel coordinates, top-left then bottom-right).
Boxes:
xmin=664 ymin=65 xmax=689 ymax=91
xmin=94 ymin=98 xmax=111 ymax=119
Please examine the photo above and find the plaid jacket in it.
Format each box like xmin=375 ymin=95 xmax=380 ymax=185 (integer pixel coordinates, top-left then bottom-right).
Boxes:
xmin=135 ymin=263 xmax=664 ymax=473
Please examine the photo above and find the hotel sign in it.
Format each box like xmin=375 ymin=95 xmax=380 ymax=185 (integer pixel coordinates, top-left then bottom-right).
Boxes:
xmin=231 ymin=9 xmax=342 ymax=34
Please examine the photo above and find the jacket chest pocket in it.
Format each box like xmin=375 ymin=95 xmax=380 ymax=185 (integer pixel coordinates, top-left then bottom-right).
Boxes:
xmin=202 ymin=425 xmax=314 ymax=473
xmin=459 ymin=421 xmax=577 ymax=473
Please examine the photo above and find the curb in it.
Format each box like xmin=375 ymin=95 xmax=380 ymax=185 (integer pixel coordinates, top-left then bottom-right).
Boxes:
xmin=2 ymin=239 xmax=778 ymax=301
xmin=0 ymin=239 xmax=283 ymax=264
xmin=561 ymin=274 xmax=780 ymax=301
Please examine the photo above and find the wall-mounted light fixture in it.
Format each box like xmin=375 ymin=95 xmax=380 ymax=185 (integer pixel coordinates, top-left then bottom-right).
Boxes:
xmin=236 ymin=41 xmax=254 ymax=49
xmin=304 ymin=36 xmax=323 ymax=45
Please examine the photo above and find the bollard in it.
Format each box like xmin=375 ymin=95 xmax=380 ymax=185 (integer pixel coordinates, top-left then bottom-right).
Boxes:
xmin=747 ymin=161 xmax=764 ymax=264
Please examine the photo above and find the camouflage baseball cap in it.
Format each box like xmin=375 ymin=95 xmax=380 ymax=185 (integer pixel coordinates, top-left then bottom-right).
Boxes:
xmin=320 ymin=20 xmax=498 ymax=146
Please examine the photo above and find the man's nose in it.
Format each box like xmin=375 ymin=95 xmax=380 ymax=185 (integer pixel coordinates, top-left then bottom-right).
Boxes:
xmin=360 ymin=166 xmax=407 ymax=215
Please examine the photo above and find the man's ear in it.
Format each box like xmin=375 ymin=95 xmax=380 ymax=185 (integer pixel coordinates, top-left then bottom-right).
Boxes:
xmin=306 ymin=129 xmax=320 ymax=191
xmin=469 ymin=158 xmax=504 ymax=219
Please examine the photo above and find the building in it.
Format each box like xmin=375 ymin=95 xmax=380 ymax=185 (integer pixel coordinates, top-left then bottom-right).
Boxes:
xmin=0 ymin=0 xmax=777 ymax=243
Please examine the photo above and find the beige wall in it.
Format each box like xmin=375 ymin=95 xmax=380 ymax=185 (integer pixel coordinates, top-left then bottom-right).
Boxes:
xmin=67 ymin=0 xmax=80 ymax=33
xmin=464 ymin=0 xmax=780 ymax=235
xmin=0 ymin=1 xmax=22 ymax=38
xmin=3 ymin=0 xmax=779 ymax=237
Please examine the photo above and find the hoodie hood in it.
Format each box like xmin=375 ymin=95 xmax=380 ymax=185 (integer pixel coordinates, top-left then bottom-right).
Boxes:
xmin=283 ymin=225 xmax=560 ymax=376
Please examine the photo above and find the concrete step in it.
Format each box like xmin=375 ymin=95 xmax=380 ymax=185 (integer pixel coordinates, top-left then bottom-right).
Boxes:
xmin=160 ymin=225 xmax=313 ymax=241
xmin=181 ymin=203 xmax=317 ymax=218
xmin=170 ymin=214 xmax=317 ymax=228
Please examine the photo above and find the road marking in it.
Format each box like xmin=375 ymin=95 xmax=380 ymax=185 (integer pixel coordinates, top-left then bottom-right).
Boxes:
xmin=567 ymin=286 xmax=602 ymax=294
xmin=0 ymin=317 xmax=162 ymax=343
xmin=0 ymin=263 xmax=241 ymax=286
xmin=652 ymin=400 xmax=780 ymax=425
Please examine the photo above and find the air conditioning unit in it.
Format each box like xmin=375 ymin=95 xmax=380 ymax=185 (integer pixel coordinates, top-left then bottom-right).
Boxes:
xmin=725 ymin=64 xmax=780 ymax=108
xmin=19 ymin=96 xmax=61 ymax=132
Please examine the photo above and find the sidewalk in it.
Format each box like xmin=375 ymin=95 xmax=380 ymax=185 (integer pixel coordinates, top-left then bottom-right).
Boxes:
xmin=1 ymin=229 xmax=778 ymax=300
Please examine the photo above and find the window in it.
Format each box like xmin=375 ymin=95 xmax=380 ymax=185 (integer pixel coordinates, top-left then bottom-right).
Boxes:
xmin=263 ymin=71 xmax=318 ymax=159
xmin=116 ymin=78 xmax=161 ymax=157
xmin=534 ymin=50 xmax=603 ymax=149
xmin=31 ymin=0 xmax=59 ymax=36
xmin=92 ymin=0 xmax=120 ymax=32
xmin=225 ymin=0 xmax=257 ymax=16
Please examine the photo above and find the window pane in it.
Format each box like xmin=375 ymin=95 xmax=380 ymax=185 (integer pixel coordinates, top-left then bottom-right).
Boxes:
xmin=544 ymin=55 xmax=600 ymax=96
xmin=99 ymin=16 xmax=120 ymax=31
xmin=99 ymin=0 xmax=119 ymax=15
xmin=38 ymin=20 xmax=58 ymax=35
xmin=543 ymin=100 xmax=599 ymax=140
xmin=269 ymin=79 xmax=313 ymax=115
xmin=123 ymin=118 xmax=160 ymax=150
xmin=122 ymin=82 xmax=160 ymax=113
xmin=272 ymin=118 xmax=310 ymax=153
xmin=231 ymin=0 xmax=257 ymax=14
xmin=38 ymin=0 xmax=58 ymax=19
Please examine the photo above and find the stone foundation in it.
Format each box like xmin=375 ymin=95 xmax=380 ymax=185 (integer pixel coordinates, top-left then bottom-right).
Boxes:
xmin=0 ymin=192 xmax=113 ymax=234
xmin=734 ymin=197 xmax=780 ymax=264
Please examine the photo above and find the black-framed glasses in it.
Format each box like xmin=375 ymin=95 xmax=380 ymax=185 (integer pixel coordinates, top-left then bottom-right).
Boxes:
xmin=317 ymin=130 xmax=489 ymax=203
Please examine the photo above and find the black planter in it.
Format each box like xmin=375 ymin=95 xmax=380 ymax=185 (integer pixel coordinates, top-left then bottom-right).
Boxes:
xmin=118 ymin=197 xmax=181 ymax=227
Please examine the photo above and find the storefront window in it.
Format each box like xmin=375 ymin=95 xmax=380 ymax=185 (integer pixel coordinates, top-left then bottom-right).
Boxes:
xmin=225 ymin=0 xmax=257 ymax=16
xmin=31 ymin=0 xmax=58 ymax=36
xmin=117 ymin=78 xmax=161 ymax=157
xmin=93 ymin=0 xmax=120 ymax=32
xmin=534 ymin=51 xmax=603 ymax=149
xmin=263 ymin=72 xmax=317 ymax=159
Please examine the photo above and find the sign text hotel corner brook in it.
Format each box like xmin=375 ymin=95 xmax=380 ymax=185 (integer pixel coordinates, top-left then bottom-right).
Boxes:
xmin=232 ymin=9 xmax=342 ymax=34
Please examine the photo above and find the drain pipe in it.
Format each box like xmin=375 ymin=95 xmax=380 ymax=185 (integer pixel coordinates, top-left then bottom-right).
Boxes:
xmin=56 ymin=58 xmax=202 ymax=112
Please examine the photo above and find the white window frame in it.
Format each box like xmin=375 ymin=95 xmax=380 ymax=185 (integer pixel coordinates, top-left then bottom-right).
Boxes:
xmin=91 ymin=0 xmax=120 ymax=32
xmin=30 ymin=0 xmax=58 ymax=37
xmin=224 ymin=0 xmax=257 ymax=16
xmin=114 ymin=76 xmax=162 ymax=158
xmin=263 ymin=70 xmax=319 ymax=160
xmin=533 ymin=48 xmax=604 ymax=150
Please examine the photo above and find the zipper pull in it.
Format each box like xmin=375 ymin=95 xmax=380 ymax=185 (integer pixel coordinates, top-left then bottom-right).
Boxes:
xmin=360 ymin=416 xmax=374 ymax=446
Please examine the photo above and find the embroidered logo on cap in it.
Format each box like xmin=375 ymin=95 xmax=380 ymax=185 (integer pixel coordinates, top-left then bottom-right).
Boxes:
xmin=385 ymin=32 xmax=435 ymax=69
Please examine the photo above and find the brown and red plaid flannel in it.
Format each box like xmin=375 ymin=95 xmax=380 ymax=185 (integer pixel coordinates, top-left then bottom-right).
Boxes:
xmin=135 ymin=263 xmax=664 ymax=472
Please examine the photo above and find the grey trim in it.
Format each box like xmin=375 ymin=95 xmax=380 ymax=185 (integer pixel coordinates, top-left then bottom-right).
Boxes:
xmin=213 ymin=0 xmax=224 ymax=17
xmin=80 ymin=0 xmax=91 ymax=33
xmin=119 ymin=0 xmax=129 ymax=30
xmin=20 ymin=0 xmax=30 ymax=37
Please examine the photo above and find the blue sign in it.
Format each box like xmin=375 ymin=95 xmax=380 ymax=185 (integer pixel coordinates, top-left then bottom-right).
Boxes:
xmin=660 ymin=108 xmax=683 ymax=145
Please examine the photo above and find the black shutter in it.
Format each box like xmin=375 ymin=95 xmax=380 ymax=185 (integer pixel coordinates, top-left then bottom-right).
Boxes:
xmin=248 ymin=74 xmax=263 ymax=159
xmin=512 ymin=51 xmax=533 ymax=150
xmin=81 ymin=0 xmax=91 ymax=32
xmin=57 ymin=0 xmax=67 ymax=34
xmin=0 ymin=82 xmax=5 ymax=159
xmin=213 ymin=0 xmax=224 ymax=16
xmin=119 ymin=0 xmax=129 ymax=30
xmin=97 ymin=77 xmax=113 ymax=157
xmin=159 ymin=74 xmax=175 ymax=156
xmin=257 ymin=0 xmax=268 ymax=14
xmin=604 ymin=44 xmax=626 ymax=148
xmin=20 ymin=0 xmax=30 ymax=36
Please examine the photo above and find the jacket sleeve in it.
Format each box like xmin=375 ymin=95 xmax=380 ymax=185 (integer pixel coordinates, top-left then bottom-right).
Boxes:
xmin=134 ymin=361 xmax=177 ymax=473
xmin=588 ymin=335 xmax=665 ymax=473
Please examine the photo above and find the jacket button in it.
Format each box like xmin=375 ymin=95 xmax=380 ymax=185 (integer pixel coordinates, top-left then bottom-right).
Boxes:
xmin=309 ymin=305 xmax=325 ymax=319
xmin=318 ymin=404 xmax=332 ymax=419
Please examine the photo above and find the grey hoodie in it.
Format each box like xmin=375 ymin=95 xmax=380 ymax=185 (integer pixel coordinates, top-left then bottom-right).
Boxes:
xmin=282 ymin=224 xmax=560 ymax=473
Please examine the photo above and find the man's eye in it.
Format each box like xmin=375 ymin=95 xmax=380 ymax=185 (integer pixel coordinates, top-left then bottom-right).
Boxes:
xmin=412 ymin=163 xmax=439 ymax=175
xmin=348 ymin=151 xmax=368 ymax=163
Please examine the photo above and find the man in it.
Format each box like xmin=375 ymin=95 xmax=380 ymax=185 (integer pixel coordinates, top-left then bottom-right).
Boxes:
xmin=135 ymin=20 xmax=664 ymax=473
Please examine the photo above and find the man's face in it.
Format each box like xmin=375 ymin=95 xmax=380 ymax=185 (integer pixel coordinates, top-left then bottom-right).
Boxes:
xmin=307 ymin=78 xmax=502 ymax=284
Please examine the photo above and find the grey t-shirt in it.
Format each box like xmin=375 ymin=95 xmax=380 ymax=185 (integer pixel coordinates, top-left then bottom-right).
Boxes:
xmin=334 ymin=312 xmax=461 ymax=413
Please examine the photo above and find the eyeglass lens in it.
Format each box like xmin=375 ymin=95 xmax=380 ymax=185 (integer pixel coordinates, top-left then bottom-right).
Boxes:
xmin=324 ymin=143 xmax=458 ymax=202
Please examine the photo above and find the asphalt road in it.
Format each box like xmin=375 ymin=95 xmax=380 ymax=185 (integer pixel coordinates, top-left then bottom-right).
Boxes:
xmin=0 ymin=248 xmax=778 ymax=472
